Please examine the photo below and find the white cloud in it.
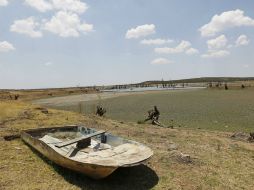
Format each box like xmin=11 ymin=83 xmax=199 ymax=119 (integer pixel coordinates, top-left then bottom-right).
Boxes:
xmin=0 ymin=0 xmax=8 ymax=6
xmin=24 ymin=0 xmax=53 ymax=12
xmin=0 ymin=41 xmax=15 ymax=52
xmin=185 ymin=48 xmax=199 ymax=55
xmin=24 ymin=0 xmax=88 ymax=14
xmin=154 ymin=40 xmax=192 ymax=54
xmin=199 ymin=9 xmax=254 ymax=37
xmin=140 ymin=38 xmax=173 ymax=45
xmin=44 ymin=61 xmax=53 ymax=66
xmin=125 ymin=24 xmax=155 ymax=39
xmin=207 ymin=35 xmax=228 ymax=49
xmin=10 ymin=17 xmax=43 ymax=38
xmin=52 ymin=0 xmax=88 ymax=14
xmin=201 ymin=50 xmax=230 ymax=58
xmin=151 ymin=58 xmax=172 ymax=65
xmin=235 ymin=34 xmax=249 ymax=46
xmin=10 ymin=11 xmax=93 ymax=38
xmin=43 ymin=11 xmax=93 ymax=37
xmin=203 ymin=35 xmax=230 ymax=58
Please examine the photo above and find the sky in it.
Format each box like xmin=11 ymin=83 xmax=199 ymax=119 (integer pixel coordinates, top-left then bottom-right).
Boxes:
xmin=0 ymin=0 xmax=254 ymax=89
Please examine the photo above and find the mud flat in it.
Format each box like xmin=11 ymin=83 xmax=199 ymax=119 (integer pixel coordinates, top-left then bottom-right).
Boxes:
xmin=33 ymin=91 xmax=144 ymax=107
xmin=33 ymin=88 xmax=254 ymax=132
xmin=33 ymin=87 xmax=205 ymax=107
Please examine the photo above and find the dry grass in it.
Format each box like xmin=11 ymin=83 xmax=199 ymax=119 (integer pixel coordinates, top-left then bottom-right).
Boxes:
xmin=0 ymin=100 xmax=254 ymax=190
xmin=0 ymin=87 xmax=97 ymax=101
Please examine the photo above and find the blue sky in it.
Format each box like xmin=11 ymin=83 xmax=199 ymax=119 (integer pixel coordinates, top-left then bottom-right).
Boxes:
xmin=0 ymin=0 xmax=254 ymax=89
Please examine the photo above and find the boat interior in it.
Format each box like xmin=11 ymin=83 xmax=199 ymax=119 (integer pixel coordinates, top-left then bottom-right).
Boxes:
xmin=24 ymin=125 xmax=151 ymax=166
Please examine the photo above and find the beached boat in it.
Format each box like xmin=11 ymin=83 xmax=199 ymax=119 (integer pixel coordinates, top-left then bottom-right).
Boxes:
xmin=21 ymin=125 xmax=153 ymax=179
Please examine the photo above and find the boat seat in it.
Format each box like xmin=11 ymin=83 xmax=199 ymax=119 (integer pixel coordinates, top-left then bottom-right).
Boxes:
xmin=55 ymin=130 xmax=105 ymax=148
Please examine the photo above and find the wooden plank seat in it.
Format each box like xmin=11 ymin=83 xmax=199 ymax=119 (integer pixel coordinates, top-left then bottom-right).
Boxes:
xmin=55 ymin=130 xmax=105 ymax=148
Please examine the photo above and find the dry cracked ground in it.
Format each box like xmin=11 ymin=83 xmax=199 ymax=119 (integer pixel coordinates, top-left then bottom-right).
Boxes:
xmin=0 ymin=101 xmax=254 ymax=190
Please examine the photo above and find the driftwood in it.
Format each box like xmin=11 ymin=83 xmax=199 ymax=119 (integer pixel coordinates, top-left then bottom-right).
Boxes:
xmin=152 ymin=120 xmax=165 ymax=127
xmin=14 ymin=94 xmax=19 ymax=100
xmin=35 ymin=107 xmax=49 ymax=114
xmin=144 ymin=106 xmax=163 ymax=126
xmin=8 ymin=94 xmax=19 ymax=100
xmin=96 ymin=106 xmax=106 ymax=116
xmin=231 ymin=132 xmax=254 ymax=142
xmin=248 ymin=132 xmax=254 ymax=142
xmin=4 ymin=134 xmax=21 ymax=141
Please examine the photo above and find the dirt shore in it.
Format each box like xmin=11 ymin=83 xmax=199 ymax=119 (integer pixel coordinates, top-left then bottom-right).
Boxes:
xmin=32 ymin=91 xmax=145 ymax=106
xmin=1 ymin=100 xmax=254 ymax=189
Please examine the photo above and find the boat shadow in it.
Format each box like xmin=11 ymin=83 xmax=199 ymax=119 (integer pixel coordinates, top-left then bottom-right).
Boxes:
xmin=56 ymin=164 xmax=159 ymax=190
xmin=28 ymin=146 xmax=159 ymax=190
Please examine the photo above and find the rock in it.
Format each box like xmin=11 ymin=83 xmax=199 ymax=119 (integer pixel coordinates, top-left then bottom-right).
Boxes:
xmin=231 ymin=132 xmax=249 ymax=141
xmin=168 ymin=150 xmax=193 ymax=164
xmin=41 ymin=109 xmax=49 ymax=114
xmin=168 ymin=143 xmax=178 ymax=151
xmin=169 ymin=150 xmax=179 ymax=155
xmin=179 ymin=153 xmax=191 ymax=163
xmin=35 ymin=107 xmax=49 ymax=114
xmin=229 ymin=143 xmax=239 ymax=149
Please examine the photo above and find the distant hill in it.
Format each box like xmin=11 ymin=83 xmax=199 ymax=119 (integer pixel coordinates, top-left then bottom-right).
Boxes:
xmin=137 ymin=77 xmax=254 ymax=85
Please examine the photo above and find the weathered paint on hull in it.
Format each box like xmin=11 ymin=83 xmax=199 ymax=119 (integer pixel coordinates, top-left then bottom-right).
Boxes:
xmin=21 ymin=132 xmax=117 ymax=179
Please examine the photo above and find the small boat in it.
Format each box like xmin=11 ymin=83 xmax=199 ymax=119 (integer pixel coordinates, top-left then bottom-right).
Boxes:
xmin=21 ymin=125 xmax=153 ymax=179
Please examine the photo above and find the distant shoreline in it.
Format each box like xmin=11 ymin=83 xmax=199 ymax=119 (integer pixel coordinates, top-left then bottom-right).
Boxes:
xmin=33 ymin=87 xmax=206 ymax=107
xmin=102 ymin=86 xmax=206 ymax=93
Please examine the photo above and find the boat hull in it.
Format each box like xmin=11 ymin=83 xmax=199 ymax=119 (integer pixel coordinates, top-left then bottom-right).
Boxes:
xmin=21 ymin=129 xmax=117 ymax=179
xmin=21 ymin=125 xmax=153 ymax=179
